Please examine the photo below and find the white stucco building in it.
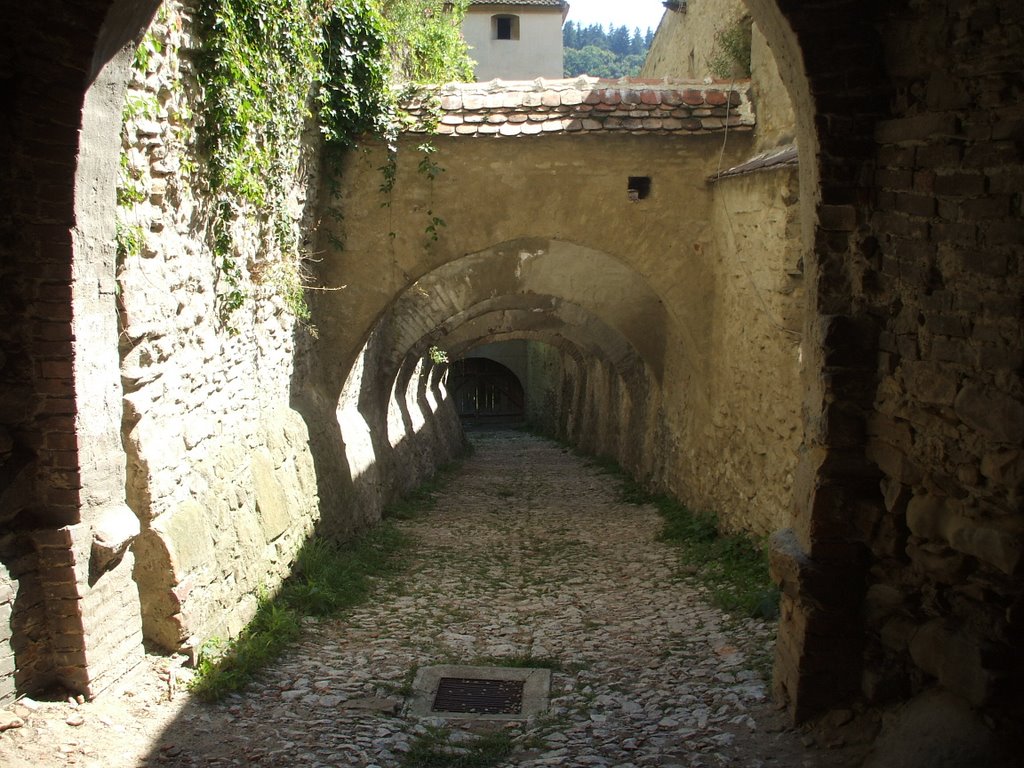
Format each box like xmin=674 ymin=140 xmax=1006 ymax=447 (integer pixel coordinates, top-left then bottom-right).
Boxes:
xmin=462 ymin=0 xmax=569 ymax=80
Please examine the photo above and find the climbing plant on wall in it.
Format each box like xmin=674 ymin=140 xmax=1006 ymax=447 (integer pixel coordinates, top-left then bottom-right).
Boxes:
xmin=186 ymin=0 xmax=472 ymax=329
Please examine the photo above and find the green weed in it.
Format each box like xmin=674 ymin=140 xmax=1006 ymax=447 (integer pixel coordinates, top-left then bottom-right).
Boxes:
xmin=588 ymin=456 xmax=778 ymax=619
xmin=281 ymin=524 xmax=408 ymax=616
xmin=190 ymin=594 xmax=301 ymax=702
xmin=192 ymin=457 xmax=466 ymax=701
xmin=401 ymin=726 xmax=514 ymax=768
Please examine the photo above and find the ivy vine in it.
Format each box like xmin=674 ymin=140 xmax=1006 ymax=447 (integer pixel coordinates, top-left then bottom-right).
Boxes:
xmin=186 ymin=0 xmax=472 ymax=330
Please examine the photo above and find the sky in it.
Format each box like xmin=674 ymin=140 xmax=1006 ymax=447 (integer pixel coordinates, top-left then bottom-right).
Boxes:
xmin=564 ymin=0 xmax=667 ymax=34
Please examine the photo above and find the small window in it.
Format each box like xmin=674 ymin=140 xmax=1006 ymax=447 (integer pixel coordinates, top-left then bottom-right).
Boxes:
xmin=493 ymin=14 xmax=520 ymax=41
xmin=628 ymin=176 xmax=652 ymax=202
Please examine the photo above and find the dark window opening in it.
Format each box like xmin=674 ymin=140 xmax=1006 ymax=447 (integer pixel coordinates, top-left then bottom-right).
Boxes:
xmin=493 ymin=15 xmax=519 ymax=41
xmin=628 ymin=176 xmax=652 ymax=201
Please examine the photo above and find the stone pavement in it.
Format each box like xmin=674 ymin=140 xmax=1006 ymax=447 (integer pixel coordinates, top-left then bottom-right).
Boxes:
xmin=0 ymin=430 xmax=871 ymax=767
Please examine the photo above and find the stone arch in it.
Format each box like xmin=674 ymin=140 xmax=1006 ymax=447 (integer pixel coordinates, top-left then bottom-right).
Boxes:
xmin=1 ymin=0 xmax=163 ymax=700
xmin=447 ymin=356 xmax=526 ymax=420
xmin=736 ymin=0 xmax=890 ymax=720
xmin=5 ymin=0 xmax=1020 ymax=741
xmin=356 ymin=237 xmax=673 ymax=397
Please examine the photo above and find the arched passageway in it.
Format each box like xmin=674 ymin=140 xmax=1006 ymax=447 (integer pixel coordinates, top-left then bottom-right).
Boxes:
xmin=0 ymin=1 xmax=1021 ymax=760
xmin=449 ymin=354 xmax=526 ymax=422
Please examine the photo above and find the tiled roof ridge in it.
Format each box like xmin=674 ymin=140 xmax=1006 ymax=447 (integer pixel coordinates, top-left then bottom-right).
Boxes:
xmin=468 ymin=0 xmax=566 ymax=6
xmin=400 ymin=77 xmax=755 ymax=138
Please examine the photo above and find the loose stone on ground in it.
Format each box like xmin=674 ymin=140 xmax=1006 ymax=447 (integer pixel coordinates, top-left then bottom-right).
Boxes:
xmin=0 ymin=430 xmax=870 ymax=767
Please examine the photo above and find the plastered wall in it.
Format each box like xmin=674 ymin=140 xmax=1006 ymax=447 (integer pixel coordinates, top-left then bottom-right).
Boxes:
xmin=318 ymin=124 xmax=804 ymax=536
xmin=463 ymin=4 xmax=565 ymax=80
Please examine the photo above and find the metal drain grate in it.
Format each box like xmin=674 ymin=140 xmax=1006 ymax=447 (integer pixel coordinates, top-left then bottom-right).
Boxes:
xmin=432 ymin=677 xmax=525 ymax=715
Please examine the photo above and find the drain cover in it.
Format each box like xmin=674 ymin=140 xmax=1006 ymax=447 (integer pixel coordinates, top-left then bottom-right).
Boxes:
xmin=409 ymin=664 xmax=551 ymax=721
xmin=433 ymin=677 xmax=525 ymax=715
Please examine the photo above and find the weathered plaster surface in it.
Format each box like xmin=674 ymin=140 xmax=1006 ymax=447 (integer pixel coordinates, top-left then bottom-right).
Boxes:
xmin=316 ymin=125 xmax=803 ymax=535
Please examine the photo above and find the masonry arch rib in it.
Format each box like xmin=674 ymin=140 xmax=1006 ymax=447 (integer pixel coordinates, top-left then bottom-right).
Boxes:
xmin=365 ymin=238 xmax=672 ymax=385
xmin=420 ymin=306 xmax=644 ymax=383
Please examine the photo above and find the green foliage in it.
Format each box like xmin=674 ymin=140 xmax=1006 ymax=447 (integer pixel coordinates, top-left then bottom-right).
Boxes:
xmin=591 ymin=455 xmax=778 ymax=619
xmin=379 ymin=0 xmax=474 ymax=83
xmin=191 ymin=522 xmax=407 ymax=700
xmin=190 ymin=593 xmax=302 ymax=702
xmin=401 ymin=726 xmax=513 ymax=768
xmin=281 ymin=524 xmax=409 ymax=615
xmin=564 ymin=46 xmax=647 ymax=79
xmin=191 ymin=458 xmax=467 ymax=700
xmin=316 ymin=1 xmax=394 ymax=162
xmin=562 ymin=21 xmax=653 ymax=78
xmin=115 ymin=221 xmax=145 ymax=261
xmin=709 ymin=19 xmax=753 ymax=79
xmin=185 ymin=0 xmax=471 ymax=326
xmin=133 ymin=25 xmax=165 ymax=73
xmin=416 ymin=141 xmax=442 ymax=180
xmin=116 ymin=152 xmax=147 ymax=207
xmin=189 ymin=0 xmax=396 ymax=328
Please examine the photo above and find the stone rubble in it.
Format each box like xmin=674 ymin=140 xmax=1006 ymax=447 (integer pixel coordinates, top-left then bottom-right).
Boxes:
xmin=0 ymin=431 xmax=868 ymax=767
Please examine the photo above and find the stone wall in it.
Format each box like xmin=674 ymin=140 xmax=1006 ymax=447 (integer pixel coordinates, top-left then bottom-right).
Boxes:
xmin=857 ymin=0 xmax=1024 ymax=720
xmin=700 ymin=166 xmax=803 ymax=533
xmin=114 ymin=0 xmax=322 ymax=654
xmin=643 ymin=0 xmax=795 ymax=153
xmin=115 ymin=1 xmax=466 ymax=657
xmin=321 ymin=123 xmax=804 ymax=536
xmin=644 ymin=2 xmax=746 ymax=81
xmin=0 ymin=0 xmax=465 ymax=703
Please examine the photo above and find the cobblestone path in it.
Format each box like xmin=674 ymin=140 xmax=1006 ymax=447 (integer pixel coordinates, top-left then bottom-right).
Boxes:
xmin=0 ymin=430 xmax=868 ymax=767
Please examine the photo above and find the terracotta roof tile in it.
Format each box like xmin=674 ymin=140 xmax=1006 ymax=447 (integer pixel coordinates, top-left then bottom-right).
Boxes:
xmin=468 ymin=0 xmax=565 ymax=6
xmin=709 ymin=144 xmax=799 ymax=181
xmin=400 ymin=77 xmax=754 ymax=139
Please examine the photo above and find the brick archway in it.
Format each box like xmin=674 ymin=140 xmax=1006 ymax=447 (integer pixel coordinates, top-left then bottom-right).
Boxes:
xmin=2 ymin=0 xmax=1021 ymax=739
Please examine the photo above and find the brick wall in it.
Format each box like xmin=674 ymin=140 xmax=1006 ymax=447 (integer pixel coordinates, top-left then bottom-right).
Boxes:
xmin=0 ymin=0 xmax=124 ymax=704
xmin=860 ymin=0 xmax=1024 ymax=717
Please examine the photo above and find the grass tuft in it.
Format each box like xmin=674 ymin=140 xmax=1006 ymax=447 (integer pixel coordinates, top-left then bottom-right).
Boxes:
xmin=190 ymin=594 xmax=301 ymax=702
xmin=191 ymin=456 xmax=466 ymax=701
xmin=654 ymin=498 xmax=779 ymax=618
xmin=591 ymin=455 xmax=779 ymax=619
xmin=280 ymin=523 xmax=408 ymax=616
xmin=401 ymin=726 xmax=514 ymax=768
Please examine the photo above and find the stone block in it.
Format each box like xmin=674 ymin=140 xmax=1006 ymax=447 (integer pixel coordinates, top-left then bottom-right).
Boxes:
xmin=862 ymin=690 xmax=1005 ymax=768
xmin=905 ymin=493 xmax=958 ymax=540
xmin=980 ymin=449 xmax=1024 ymax=489
xmin=947 ymin=523 xmax=1022 ymax=576
xmin=908 ymin=620 xmax=994 ymax=705
xmin=867 ymin=440 xmax=923 ymax=486
xmin=863 ymin=583 xmax=905 ymax=625
xmin=876 ymin=114 xmax=958 ymax=144
xmin=90 ymin=503 xmax=140 ymax=580
xmin=954 ymin=383 xmax=1024 ymax=444
xmin=906 ymin=538 xmax=969 ymax=583
xmin=252 ymin=450 xmax=291 ymax=543
xmin=153 ymin=499 xmax=214 ymax=577
xmin=879 ymin=615 xmax=917 ymax=653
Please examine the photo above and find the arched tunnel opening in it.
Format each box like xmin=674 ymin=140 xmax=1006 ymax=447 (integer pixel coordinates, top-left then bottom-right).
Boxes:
xmin=448 ymin=348 xmax=527 ymax=425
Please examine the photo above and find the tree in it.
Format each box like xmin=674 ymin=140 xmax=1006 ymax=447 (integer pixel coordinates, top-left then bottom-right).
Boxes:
xmin=561 ymin=22 xmax=655 ymax=78
xmin=609 ymin=24 xmax=631 ymax=56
